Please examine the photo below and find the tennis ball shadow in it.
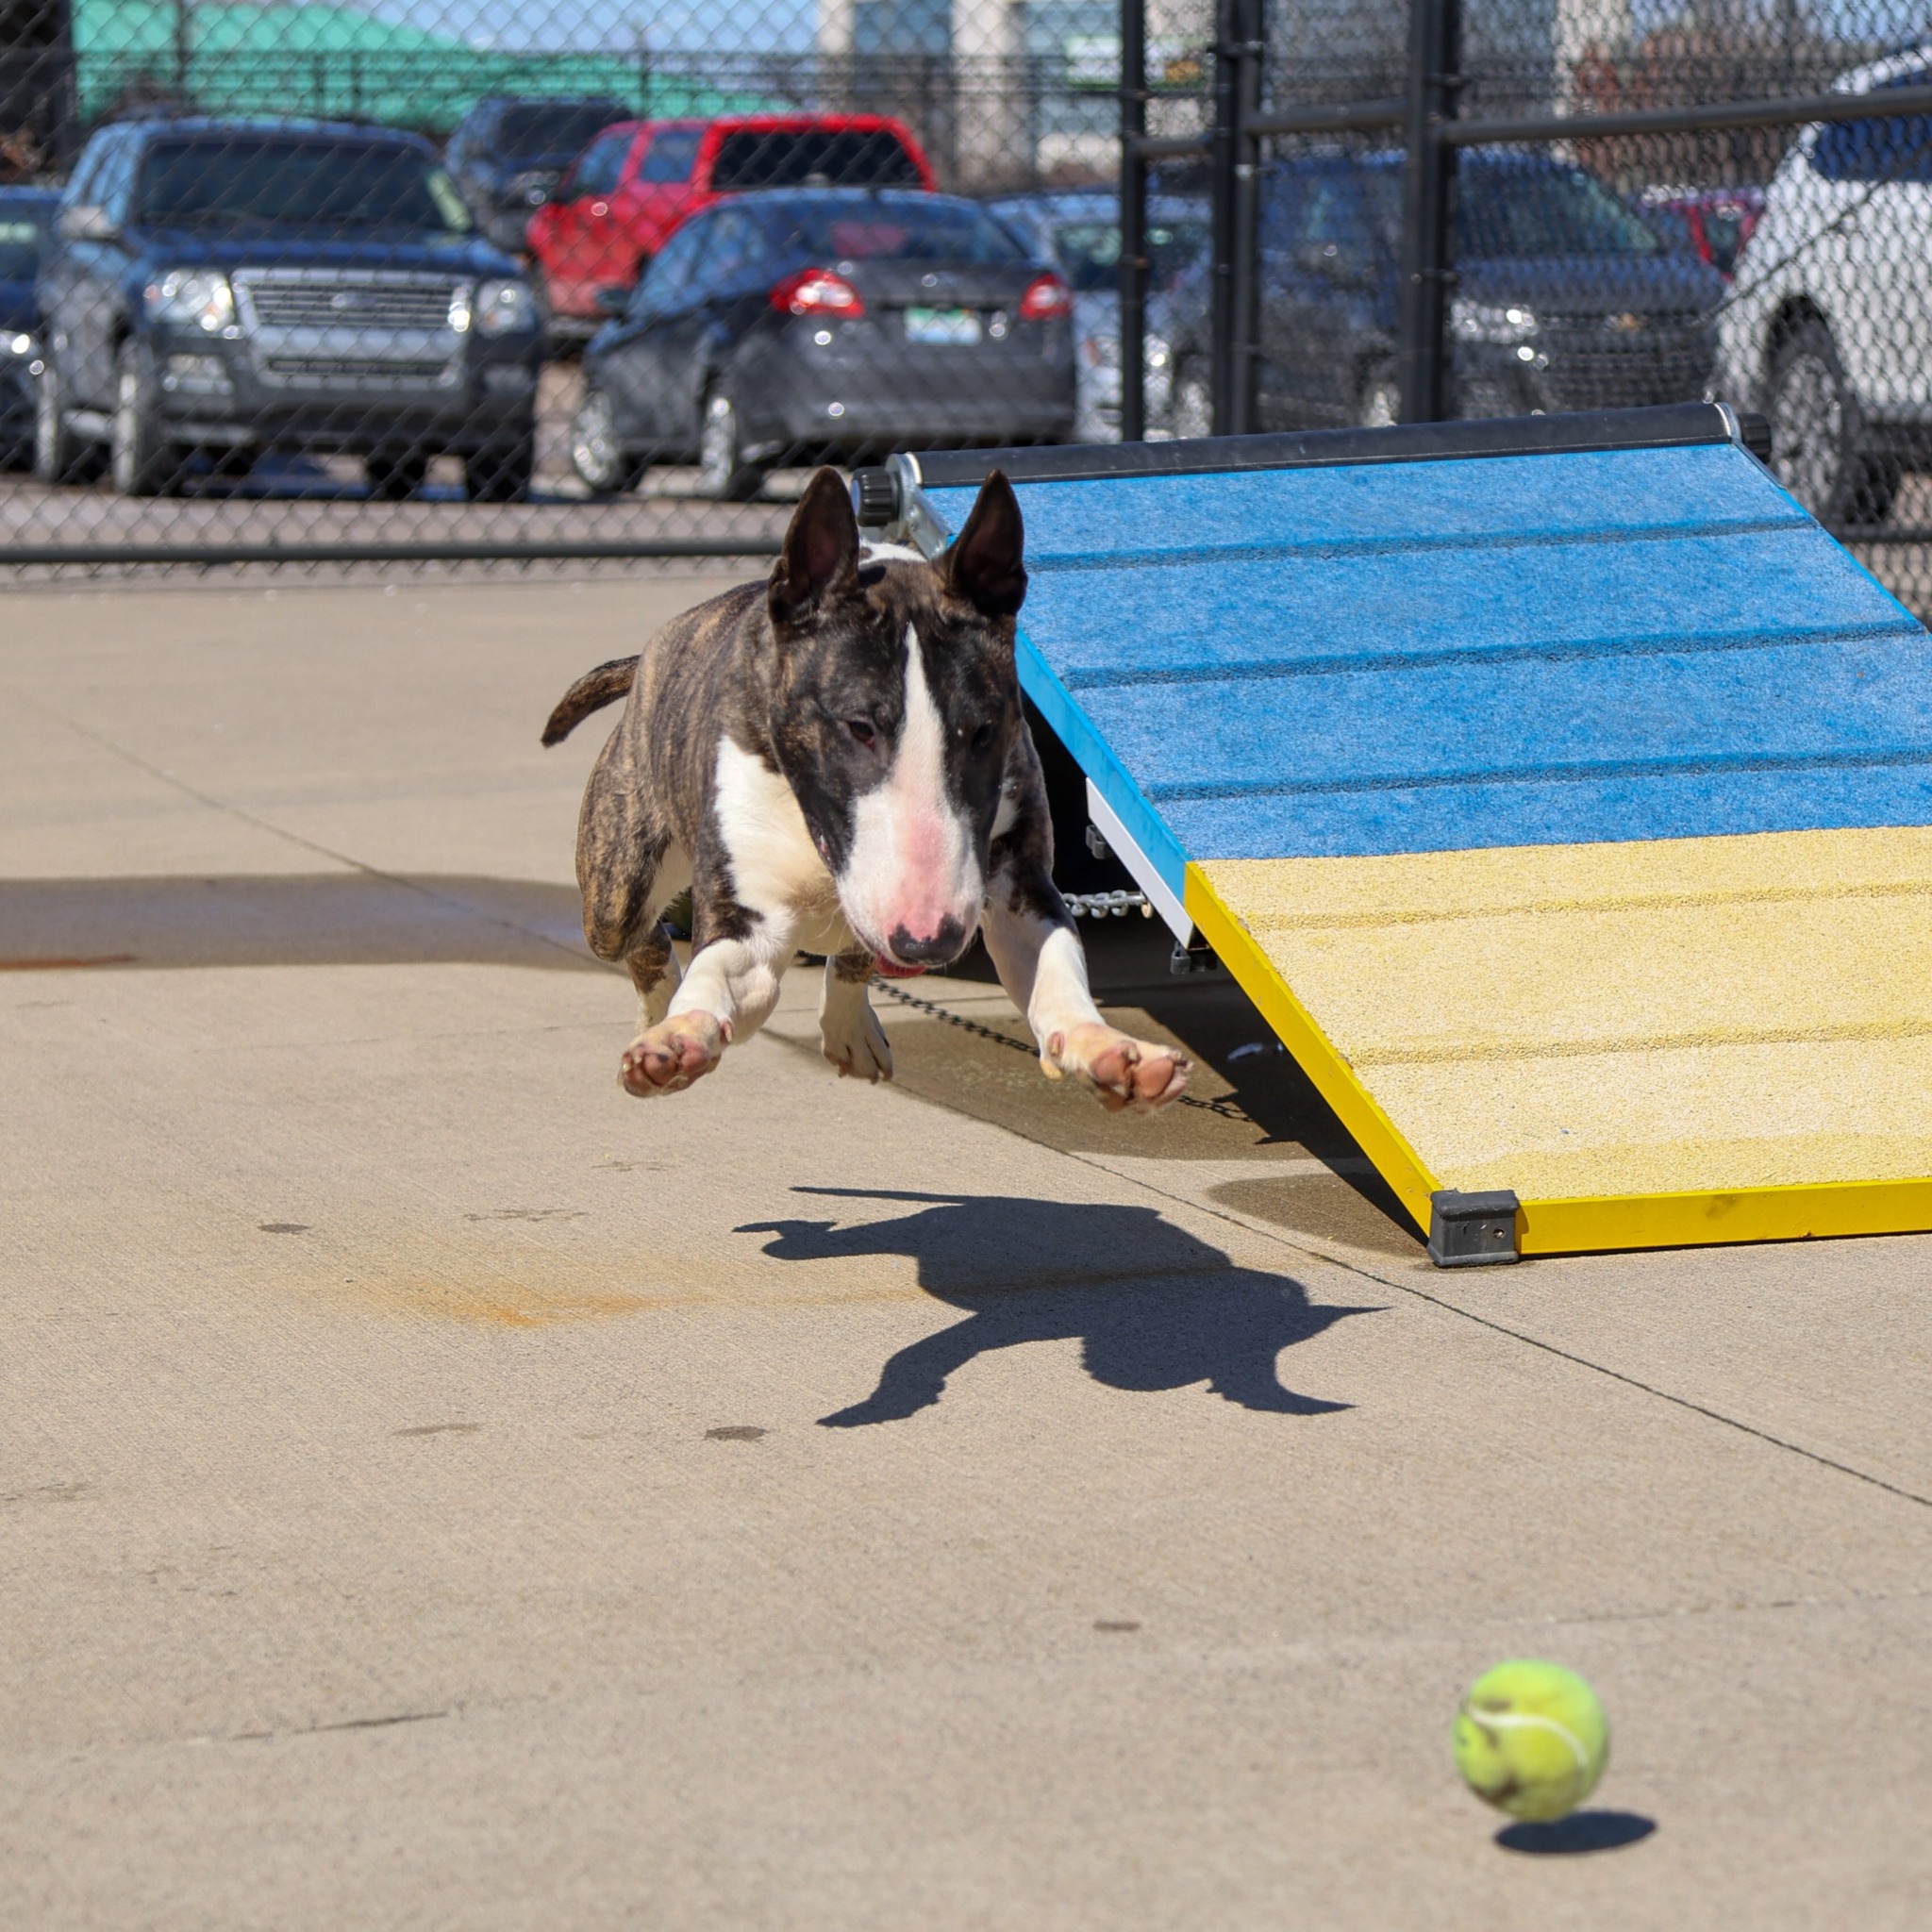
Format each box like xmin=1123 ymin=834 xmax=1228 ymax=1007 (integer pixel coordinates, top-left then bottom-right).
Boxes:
xmin=1495 ymin=1810 xmax=1657 ymax=1856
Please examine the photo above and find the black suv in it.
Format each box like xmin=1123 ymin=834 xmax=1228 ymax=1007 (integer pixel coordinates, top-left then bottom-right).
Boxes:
xmin=1164 ymin=150 xmax=1724 ymax=432
xmin=444 ymin=95 xmax=628 ymax=255
xmin=37 ymin=118 xmax=542 ymax=498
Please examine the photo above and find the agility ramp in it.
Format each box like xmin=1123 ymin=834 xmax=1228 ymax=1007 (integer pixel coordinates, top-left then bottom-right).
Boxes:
xmin=856 ymin=405 xmax=1932 ymax=1263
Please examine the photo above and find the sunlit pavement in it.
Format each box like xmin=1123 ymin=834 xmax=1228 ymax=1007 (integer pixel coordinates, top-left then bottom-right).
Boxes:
xmin=1 ymin=575 xmax=1927 ymax=1929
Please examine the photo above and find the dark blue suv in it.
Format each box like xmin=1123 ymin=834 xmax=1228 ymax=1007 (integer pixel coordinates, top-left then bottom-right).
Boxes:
xmin=1163 ymin=150 xmax=1724 ymax=432
xmin=37 ymin=118 xmax=542 ymax=497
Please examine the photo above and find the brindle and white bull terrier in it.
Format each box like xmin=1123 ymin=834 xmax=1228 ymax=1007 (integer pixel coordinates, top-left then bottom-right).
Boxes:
xmin=541 ymin=464 xmax=1191 ymax=1112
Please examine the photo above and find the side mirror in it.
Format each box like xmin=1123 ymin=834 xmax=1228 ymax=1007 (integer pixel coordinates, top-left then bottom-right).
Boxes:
xmin=58 ymin=203 xmax=117 ymax=242
xmin=593 ymin=284 xmax=631 ymax=317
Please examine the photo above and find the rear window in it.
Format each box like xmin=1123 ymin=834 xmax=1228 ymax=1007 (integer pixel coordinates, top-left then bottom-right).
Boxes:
xmin=497 ymin=103 xmax=626 ymax=159
xmin=771 ymin=201 xmax=1025 ymax=263
xmin=711 ymin=128 xmax=923 ymax=192
xmin=0 ymin=212 xmax=44 ymax=278
xmin=1813 ymin=75 xmax=1932 ymax=182
xmin=136 ymin=140 xmax=472 ymax=233
xmin=1457 ymin=163 xmax=1658 ymax=258
xmin=1051 ymin=217 xmax=1208 ymax=291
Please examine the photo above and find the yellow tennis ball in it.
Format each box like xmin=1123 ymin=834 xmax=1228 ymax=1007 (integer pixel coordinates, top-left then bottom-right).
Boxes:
xmin=1453 ymin=1659 xmax=1608 ymax=1823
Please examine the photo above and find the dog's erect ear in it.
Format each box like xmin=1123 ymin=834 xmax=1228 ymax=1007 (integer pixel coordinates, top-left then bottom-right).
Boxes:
xmin=771 ymin=467 xmax=860 ymax=625
xmin=942 ymin=470 xmax=1026 ymax=619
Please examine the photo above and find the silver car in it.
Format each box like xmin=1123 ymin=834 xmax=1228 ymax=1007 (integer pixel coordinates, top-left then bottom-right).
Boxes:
xmin=986 ymin=189 xmax=1209 ymax=441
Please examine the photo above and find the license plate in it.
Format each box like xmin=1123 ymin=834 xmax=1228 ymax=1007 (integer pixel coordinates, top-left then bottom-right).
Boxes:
xmin=903 ymin=306 xmax=981 ymax=346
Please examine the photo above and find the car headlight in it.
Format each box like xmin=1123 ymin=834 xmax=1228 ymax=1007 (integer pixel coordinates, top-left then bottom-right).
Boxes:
xmin=1451 ymin=300 xmax=1538 ymax=344
xmin=1146 ymin=335 xmax=1171 ymax=372
xmin=144 ymin=269 xmax=235 ymax=333
xmin=472 ymin=276 xmax=534 ymax=337
xmin=5 ymin=331 xmax=34 ymax=356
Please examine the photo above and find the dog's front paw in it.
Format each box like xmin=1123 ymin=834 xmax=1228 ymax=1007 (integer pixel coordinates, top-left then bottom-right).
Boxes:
xmin=621 ymin=1011 xmax=725 ymax=1097
xmin=821 ymin=998 xmax=893 ymax=1084
xmin=1042 ymin=1022 xmax=1191 ymax=1113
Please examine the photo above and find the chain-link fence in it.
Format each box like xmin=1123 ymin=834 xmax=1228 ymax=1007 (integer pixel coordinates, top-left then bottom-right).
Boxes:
xmin=7 ymin=1 xmax=1932 ymax=594
xmin=0 ymin=0 xmax=1129 ymax=567
xmin=1128 ymin=0 xmax=1932 ymax=614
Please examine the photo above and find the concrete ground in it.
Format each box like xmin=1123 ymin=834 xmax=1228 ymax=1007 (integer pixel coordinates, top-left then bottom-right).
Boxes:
xmin=2 ymin=573 xmax=1928 ymax=1931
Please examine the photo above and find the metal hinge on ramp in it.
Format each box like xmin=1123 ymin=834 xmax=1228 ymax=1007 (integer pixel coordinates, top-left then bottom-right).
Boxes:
xmin=1428 ymin=1190 xmax=1522 ymax=1266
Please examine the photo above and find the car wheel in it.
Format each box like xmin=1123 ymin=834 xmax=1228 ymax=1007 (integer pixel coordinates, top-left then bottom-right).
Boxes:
xmin=1768 ymin=320 xmax=1896 ymax=525
xmin=34 ymin=353 xmax=105 ymax=485
xmin=1357 ymin=362 xmax=1401 ymax=428
xmin=696 ymin=388 xmax=765 ymax=502
xmin=365 ymin=450 xmax=429 ymax=500
xmin=468 ymin=433 xmax=535 ymax=503
xmin=1168 ymin=360 xmax=1212 ymax=440
xmin=570 ymin=387 xmax=644 ymax=493
xmin=110 ymin=340 xmax=183 ymax=496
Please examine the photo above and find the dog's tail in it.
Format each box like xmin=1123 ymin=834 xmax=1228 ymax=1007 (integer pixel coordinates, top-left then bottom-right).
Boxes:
xmin=541 ymin=656 xmax=640 ymax=746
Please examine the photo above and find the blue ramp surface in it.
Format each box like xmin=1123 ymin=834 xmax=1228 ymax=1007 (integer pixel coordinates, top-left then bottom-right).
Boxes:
xmin=891 ymin=408 xmax=1932 ymax=1260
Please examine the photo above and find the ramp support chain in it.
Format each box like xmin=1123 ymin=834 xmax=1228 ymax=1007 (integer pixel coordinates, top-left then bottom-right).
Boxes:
xmin=1428 ymin=1191 xmax=1523 ymax=1266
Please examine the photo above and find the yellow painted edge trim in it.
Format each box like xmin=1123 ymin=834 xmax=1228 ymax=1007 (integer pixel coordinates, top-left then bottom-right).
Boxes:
xmin=1184 ymin=864 xmax=1441 ymax=1230
xmin=1519 ymin=1175 xmax=1932 ymax=1256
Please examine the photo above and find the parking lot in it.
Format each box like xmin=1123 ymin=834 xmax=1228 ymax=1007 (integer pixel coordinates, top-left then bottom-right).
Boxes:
xmin=0 ymin=364 xmax=797 ymax=557
xmin=3 ymin=573 xmax=1928 ymax=1929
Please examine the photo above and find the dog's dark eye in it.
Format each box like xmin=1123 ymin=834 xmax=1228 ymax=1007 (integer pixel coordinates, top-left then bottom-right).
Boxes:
xmin=971 ymin=722 xmax=995 ymax=755
xmin=846 ymin=717 xmax=877 ymax=749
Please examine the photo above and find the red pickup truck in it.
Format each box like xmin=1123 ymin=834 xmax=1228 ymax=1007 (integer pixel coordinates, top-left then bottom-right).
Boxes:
xmin=527 ymin=112 xmax=937 ymax=336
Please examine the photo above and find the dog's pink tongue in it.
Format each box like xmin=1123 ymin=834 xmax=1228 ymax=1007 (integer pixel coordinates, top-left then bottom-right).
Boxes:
xmin=872 ymin=956 xmax=927 ymax=980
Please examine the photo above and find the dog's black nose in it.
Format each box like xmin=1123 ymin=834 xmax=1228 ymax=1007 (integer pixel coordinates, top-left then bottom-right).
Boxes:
xmin=888 ymin=919 xmax=968 ymax=966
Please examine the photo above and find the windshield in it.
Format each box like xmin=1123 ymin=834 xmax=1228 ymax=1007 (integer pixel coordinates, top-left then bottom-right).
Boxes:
xmin=772 ymin=201 xmax=1026 ymax=263
xmin=1457 ymin=163 xmax=1659 ymax=258
xmin=1051 ymin=217 xmax=1208 ymax=291
xmin=136 ymin=140 xmax=474 ymax=233
xmin=497 ymin=104 xmax=625 ymax=159
xmin=0 ymin=212 xmax=43 ymax=279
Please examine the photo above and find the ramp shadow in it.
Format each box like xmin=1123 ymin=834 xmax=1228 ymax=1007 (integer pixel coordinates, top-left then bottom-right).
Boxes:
xmin=737 ymin=1187 xmax=1380 ymax=1427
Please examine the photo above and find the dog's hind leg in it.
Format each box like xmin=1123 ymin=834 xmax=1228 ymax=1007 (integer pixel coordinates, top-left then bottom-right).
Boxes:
xmin=818 ymin=949 xmax=892 ymax=1083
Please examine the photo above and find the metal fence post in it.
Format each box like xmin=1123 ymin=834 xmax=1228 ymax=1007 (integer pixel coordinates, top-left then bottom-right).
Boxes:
xmin=1209 ymin=0 xmax=1264 ymax=436
xmin=1397 ymin=0 xmax=1461 ymax=422
xmin=1119 ymin=0 xmax=1148 ymax=443
xmin=1208 ymin=0 xmax=1238 ymax=435
xmin=1228 ymin=0 xmax=1265 ymax=436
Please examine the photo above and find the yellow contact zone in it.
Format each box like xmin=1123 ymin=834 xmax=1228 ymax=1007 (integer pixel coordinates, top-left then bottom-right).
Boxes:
xmin=1181 ymin=862 xmax=1932 ymax=1258
xmin=1183 ymin=864 xmax=1441 ymax=1235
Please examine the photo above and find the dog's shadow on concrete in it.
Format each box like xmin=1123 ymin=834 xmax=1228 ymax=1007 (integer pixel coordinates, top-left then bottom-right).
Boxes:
xmin=737 ymin=1187 xmax=1379 ymax=1427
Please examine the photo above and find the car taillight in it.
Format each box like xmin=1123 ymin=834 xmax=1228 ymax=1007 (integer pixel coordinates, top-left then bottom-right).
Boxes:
xmin=772 ymin=268 xmax=865 ymax=318
xmin=1019 ymin=273 xmax=1072 ymax=322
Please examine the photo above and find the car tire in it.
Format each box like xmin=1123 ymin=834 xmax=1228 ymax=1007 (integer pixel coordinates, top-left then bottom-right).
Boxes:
xmin=365 ymin=450 xmax=429 ymax=500
xmin=1357 ymin=361 xmax=1401 ymax=428
xmin=110 ymin=341 xmax=183 ymax=497
xmin=468 ymin=433 xmax=535 ymax=504
xmin=570 ymin=387 xmax=645 ymax=493
xmin=696 ymin=388 xmax=765 ymax=502
xmin=34 ymin=354 xmax=105 ymax=486
xmin=1768 ymin=319 xmax=1898 ymax=526
xmin=1167 ymin=359 xmax=1212 ymax=440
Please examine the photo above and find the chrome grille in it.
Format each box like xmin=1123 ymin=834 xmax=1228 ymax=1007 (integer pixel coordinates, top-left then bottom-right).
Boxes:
xmin=241 ymin=276 xmax=459 ymax=331
xmin=259 ymin=356 xmax=454 ymax=387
